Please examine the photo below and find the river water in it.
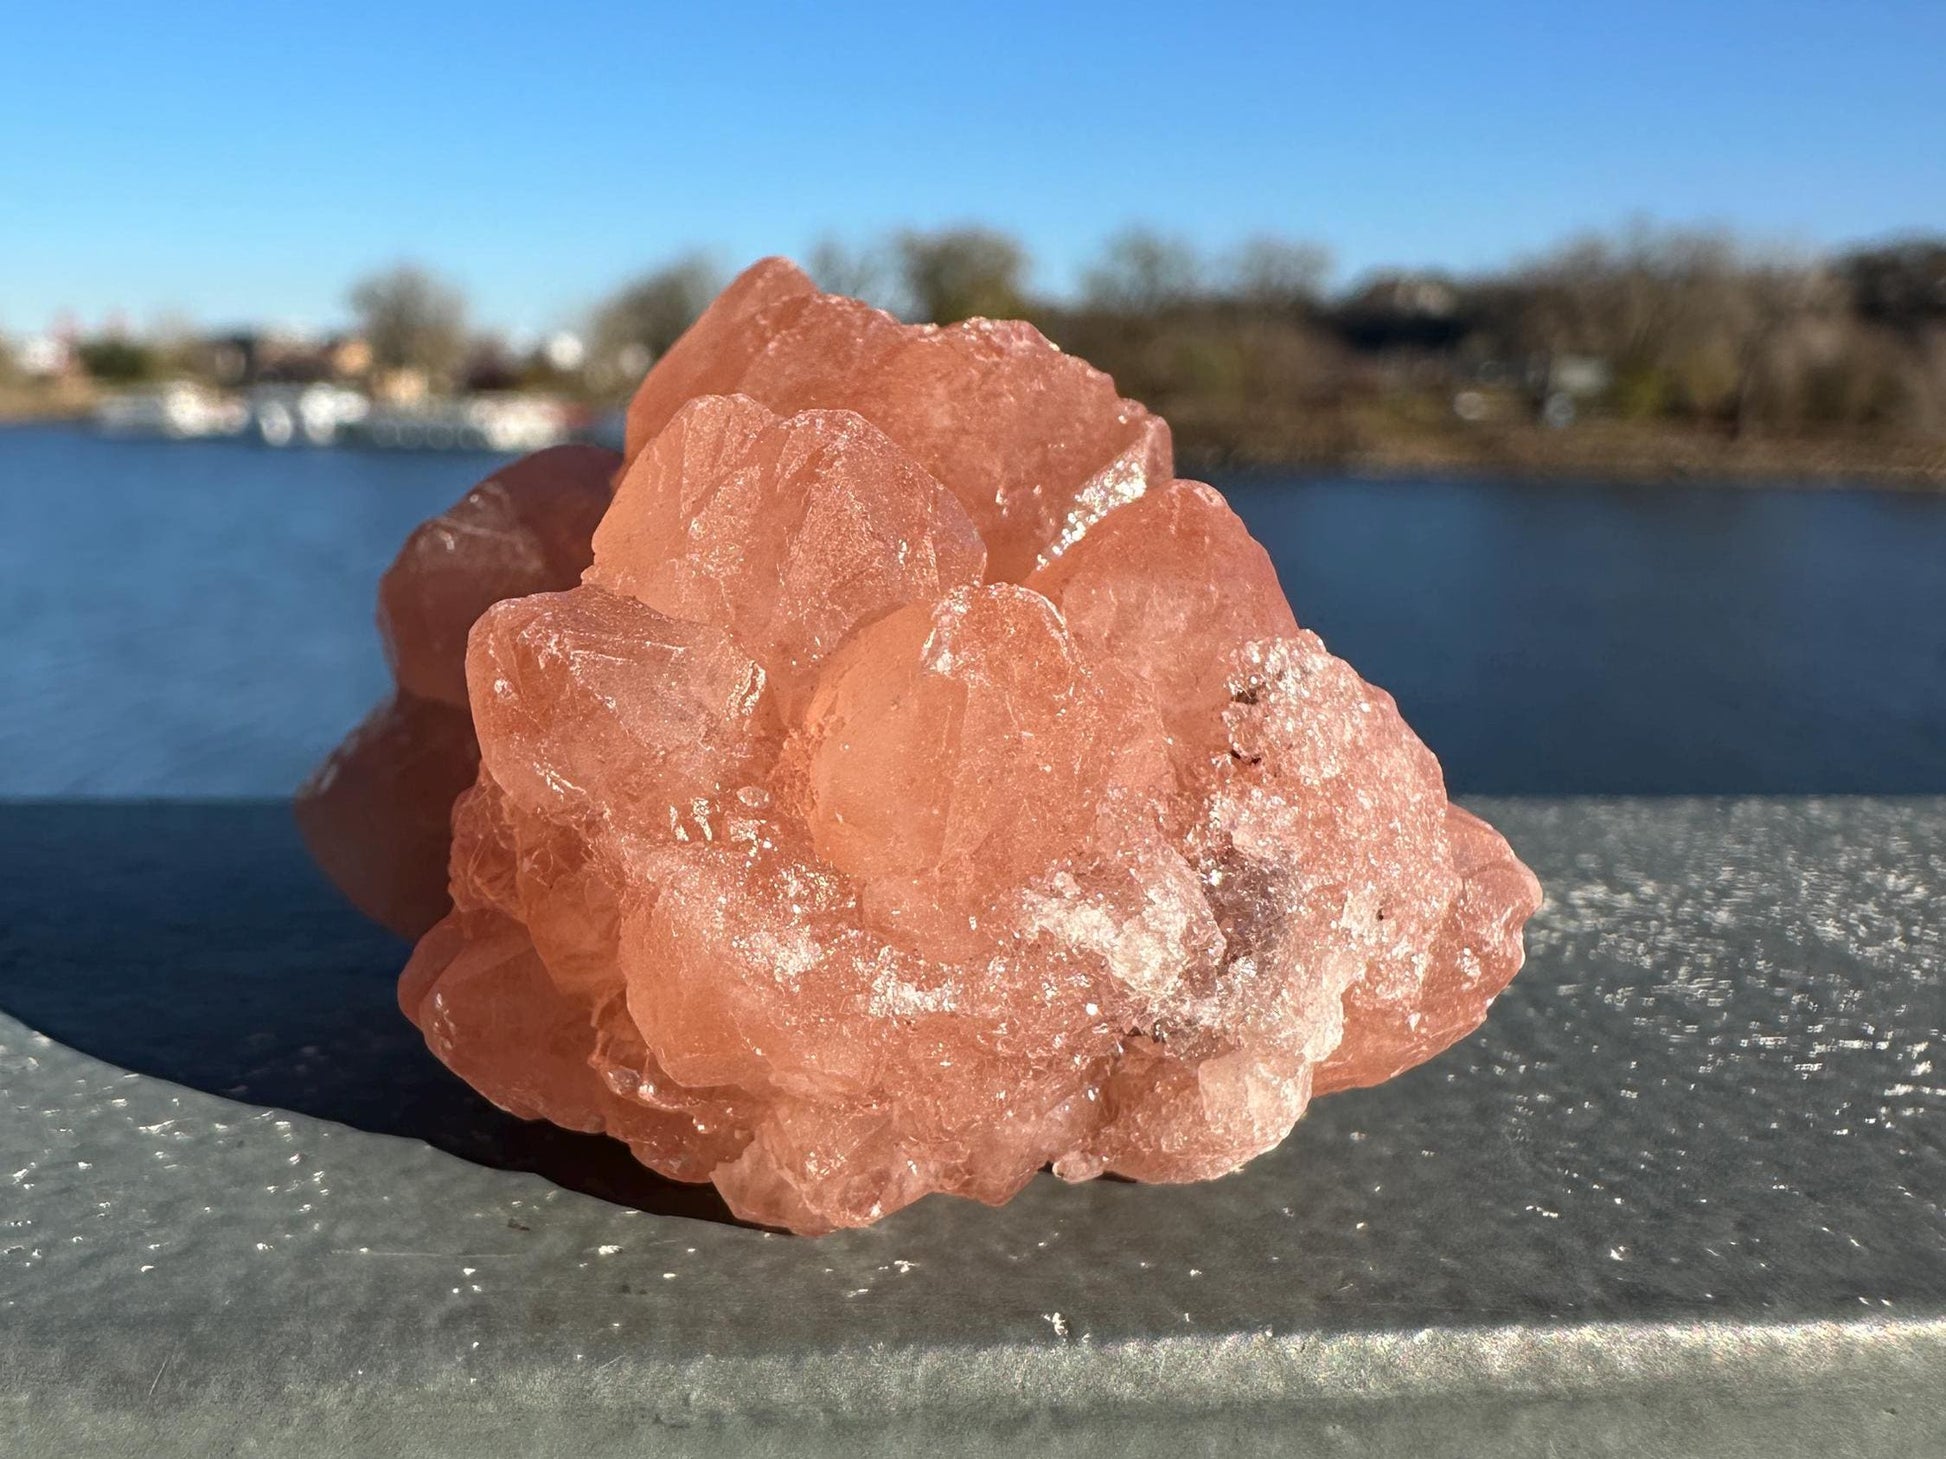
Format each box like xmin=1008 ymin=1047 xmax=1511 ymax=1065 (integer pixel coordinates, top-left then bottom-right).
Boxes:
xmin=2 ymin=423 xmax=1941 ymax=796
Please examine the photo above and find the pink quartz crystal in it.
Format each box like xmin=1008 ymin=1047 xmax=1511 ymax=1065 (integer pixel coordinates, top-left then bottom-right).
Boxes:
xmin=305 ymin=259 xmax=1542 ymax=1232
xmin=296 ymin=445 xmax=621 ymax=937
xmin=621 ymin=258 xmax=1172 ymax=583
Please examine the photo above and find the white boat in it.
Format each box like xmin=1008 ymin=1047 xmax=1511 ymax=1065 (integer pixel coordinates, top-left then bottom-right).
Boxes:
xmin=92 ymin=382 xmax=248 ymax=440
xmin=247 ymin=384 xmax=370 ymax=447
xmin=345 ymin=395 xmax=571 ymax=452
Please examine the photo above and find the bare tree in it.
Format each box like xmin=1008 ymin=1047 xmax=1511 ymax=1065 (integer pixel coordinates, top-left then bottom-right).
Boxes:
xmin=1082 ymin=227 xmax=1203 ymax=313
xmin=349 ymin=264 xmax=469 ymax=385
xmin=1728 ymin=261 xmax=1844 ymax=434
xmin=1228 ymin=235 xmax=1332 ymax=312
xmin=1505 ymin=225 xmax=1845 ymax=424
xmin=589 ymin=254 xmax=725 ymax=388
xmin=895 ymin=227 xmax=1029 ymax=324
xmin=807 ymin=237 xmax=894 ymax=308
xmin=1839 ymin=240 xmax=1946 ymax=329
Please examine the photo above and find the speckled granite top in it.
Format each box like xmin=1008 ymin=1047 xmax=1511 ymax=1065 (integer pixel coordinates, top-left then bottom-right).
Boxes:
xmin=1 ymin=798 xmax=1941 ymax=1456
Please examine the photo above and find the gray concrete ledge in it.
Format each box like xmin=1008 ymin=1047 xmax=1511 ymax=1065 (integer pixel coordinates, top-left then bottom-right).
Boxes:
xmin=1 ymin=798 xmax=1942 ymax=1456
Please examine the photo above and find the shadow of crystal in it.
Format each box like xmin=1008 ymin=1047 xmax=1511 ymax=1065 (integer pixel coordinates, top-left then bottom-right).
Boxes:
xmin=0 ymin=799 xmax=740 ymax=1225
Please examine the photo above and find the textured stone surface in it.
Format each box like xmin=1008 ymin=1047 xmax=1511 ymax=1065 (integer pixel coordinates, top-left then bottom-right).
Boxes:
xmin=303 ymin=263 xmax=1542 ymax=1231
xmin=296 ymin=445 xmax=620 ymax=936
xmin=0 ymin=799 xmax=1940 ymax=1455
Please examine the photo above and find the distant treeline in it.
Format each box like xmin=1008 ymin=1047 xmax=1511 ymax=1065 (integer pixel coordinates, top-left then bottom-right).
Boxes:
xmin=588 ymin=224 xmax=1946 ymax=469
xmin=14 ymin=223 xmax=1946 ymax=474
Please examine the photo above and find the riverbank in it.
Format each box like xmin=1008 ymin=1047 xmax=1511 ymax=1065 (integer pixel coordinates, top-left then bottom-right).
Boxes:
xmin=1202 ymin=428 xmax=1946 ymax=491
xmin=1170 ymin=399 xmax=1946 ymax=489
xmin=8 ymin=389 xmax=1944 ymax=488
xmin=0 ymin=383 xmax=93 ymax=423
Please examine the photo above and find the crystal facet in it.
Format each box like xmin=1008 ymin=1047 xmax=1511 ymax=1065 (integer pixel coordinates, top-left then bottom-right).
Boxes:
xmin=622 ymin=258 xmax=1172 ymax=582
xmin=304 ymin=260 xmax=1542 ymax=1232
xmin=296 ymin=445 xmax=620 ymax=937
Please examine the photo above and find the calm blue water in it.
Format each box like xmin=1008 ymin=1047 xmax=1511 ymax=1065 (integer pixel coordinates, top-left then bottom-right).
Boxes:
xmin=2 ymin=423 xmax=1942 ymax=796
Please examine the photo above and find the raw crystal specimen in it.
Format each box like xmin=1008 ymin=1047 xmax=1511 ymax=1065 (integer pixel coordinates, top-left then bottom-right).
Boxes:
xmin=296 ymin=445 xmax=621 ymax=937
xmin=307 ymin=259 xmax=1543 ymax=1233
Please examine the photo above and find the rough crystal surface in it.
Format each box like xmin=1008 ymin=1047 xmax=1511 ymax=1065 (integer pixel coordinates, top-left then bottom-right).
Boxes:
xmin=294 ymin=690 xmax=480 ymax=941
xmin=622 ymin=258 xmax=1172 ymax=582
xmin=592 ymin=395 xmax=986 ymax=710
xmin=296 ymin=445 xmax=620 ymax=936
xmin=305 ymin=260 xmax=1543 ymax=1232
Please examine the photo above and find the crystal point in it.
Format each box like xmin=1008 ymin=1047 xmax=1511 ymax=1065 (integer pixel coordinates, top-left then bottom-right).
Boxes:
xmin=624 ymin=260 xmax=1173 ymax=581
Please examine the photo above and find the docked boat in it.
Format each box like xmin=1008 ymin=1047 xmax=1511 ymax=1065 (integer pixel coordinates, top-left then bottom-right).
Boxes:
xmin=92 ymin=382 xmax=248 ymax=440
xmin=343 ymin=394 xmax=571 ymax=452
xmin=248 ymin=383 xmax=369 ymax=447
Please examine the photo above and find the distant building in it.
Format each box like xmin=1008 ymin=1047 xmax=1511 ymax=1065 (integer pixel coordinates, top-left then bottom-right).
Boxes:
xmin=14 ymin=333 xmax=75 ymax=378
xmin=1356 ymin=274 xmax=1459 ymax=319
xmin=327 ymin=336 xmax=372 ymax=378
xmin=204 ymin=330 xmax=372 ymax=387
xmin=541 ymin=331 xmax=586 ymax=372
xmin=372 ymin=367 xmax=431 ymax=405
xmin=1337 ymin=272 xmax=1466 ymax=350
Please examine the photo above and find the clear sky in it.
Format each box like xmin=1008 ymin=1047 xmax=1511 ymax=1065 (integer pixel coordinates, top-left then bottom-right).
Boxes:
xmin=3 ymin=0 xmax=1942 ymax=334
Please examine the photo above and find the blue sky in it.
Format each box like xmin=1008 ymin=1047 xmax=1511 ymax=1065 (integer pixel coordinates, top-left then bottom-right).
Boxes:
xmin=3 ymin=0 xmax=1942 ymax=333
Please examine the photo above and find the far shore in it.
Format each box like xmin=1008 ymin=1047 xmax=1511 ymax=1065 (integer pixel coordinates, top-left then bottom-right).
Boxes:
xmin=1183 ymin=420 xmax=1946 ymax=491
xmin=5 ymin=390 xmax=1943 ymax=490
